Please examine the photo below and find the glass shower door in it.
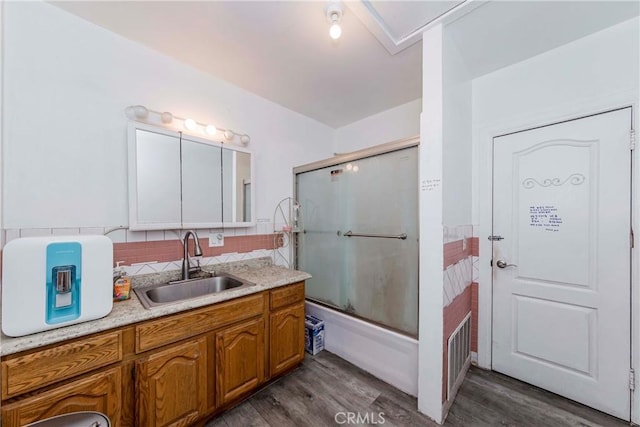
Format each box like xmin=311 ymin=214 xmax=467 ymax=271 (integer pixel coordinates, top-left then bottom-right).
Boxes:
xmin=297 ymin=146 xmax=418 ymax=336
xmin=296 ymin=163 xmax=345 ymax=308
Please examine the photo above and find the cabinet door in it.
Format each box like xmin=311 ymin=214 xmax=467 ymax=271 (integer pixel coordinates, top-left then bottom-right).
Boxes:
xmin=1 ymin=367 xmax=121 ymax=427
xmin=181 ymin=137 xmax=223 ymax=227
xmin=216 ymin=317 xmax=265 ymax=406
xmin=221 ymin=147 xmax=254 ymax=225
xmin=129 ymin=124 xmax=182 ymax=230
xmin=136 ymin=337 xmax=207 ymax=427
xmin=270 ymin=302 xmax=305 ymax=377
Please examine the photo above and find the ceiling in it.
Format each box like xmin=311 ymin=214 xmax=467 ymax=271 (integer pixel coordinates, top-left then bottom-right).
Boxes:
xmin=446 ymin=0 xmax=640 ymax=79
xmin=347 ymin=0 xmax=467 ymax=54
xmin=50 ymin=0 xmax=431 ymax=128
xmin=49 ymin=1 xmax=639 ymax=129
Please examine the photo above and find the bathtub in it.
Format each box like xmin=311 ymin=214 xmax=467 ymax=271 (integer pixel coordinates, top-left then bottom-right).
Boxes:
xmin=305 ymin=300 xmax=419 ymax=396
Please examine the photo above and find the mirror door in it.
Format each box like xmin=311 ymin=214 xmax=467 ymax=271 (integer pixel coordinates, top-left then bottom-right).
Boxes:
xmin=181 ymin=136 xmax=223 ymax=228
xmin=128 ymin=124 xmax=182 ymax=230
xmin=128 ymin=122 xmax=254 ymax=230
xmin=222 ymin=147 xmax=253 ymax=226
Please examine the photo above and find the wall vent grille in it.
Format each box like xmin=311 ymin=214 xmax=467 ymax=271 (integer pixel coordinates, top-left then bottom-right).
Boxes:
xmin=447 ymin=312 xmax=471 ymax=399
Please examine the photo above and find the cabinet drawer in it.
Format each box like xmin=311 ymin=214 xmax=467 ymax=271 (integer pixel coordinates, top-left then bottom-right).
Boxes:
xmin=1 ymin=366 xmax=122 ymax=427
xmin=2 ymin=331 xmax=123 ymax=399
xmin=136 ymin=293 xmax=264 ymax=353
xmin=270 ymin=282 xmax=305 ymax=310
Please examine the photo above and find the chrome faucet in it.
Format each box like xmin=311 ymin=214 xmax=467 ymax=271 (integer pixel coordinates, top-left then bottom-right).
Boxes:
xmin=181 ymin=230 xmax=203 ymax=281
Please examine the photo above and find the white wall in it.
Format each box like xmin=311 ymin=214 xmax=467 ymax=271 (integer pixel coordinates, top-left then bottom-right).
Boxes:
xmin=0 ymin=1 xmax=4 ymax=243
xmin=472 ymin=15 xmax=640 ymax=409
xmin=2 ymin=1 xmax=334 ymax=230
xmin=472 ymin=16 xmax=640 ymax=224
xmin=415 ymin=23 xmax=474 ymax=424
xmin=418 ymin=24 xmax=445 ymax=424
xmin=332 ymin=98 xmax=421 ymax=153
xmin=442 ymin=31 xmax=472 ymax=226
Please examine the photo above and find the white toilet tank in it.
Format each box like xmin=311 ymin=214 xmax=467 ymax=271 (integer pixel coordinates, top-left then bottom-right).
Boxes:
xmin=2 ymin=235 xmax=113 ymax=337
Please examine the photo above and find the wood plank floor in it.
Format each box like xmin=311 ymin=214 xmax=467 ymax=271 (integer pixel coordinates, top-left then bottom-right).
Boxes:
xmin=206 ymin=351 xmax=628 ymax=426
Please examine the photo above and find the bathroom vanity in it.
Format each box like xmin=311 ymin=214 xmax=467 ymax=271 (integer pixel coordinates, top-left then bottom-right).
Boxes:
xmin=0 ymin=262 xmax=308 ymax=427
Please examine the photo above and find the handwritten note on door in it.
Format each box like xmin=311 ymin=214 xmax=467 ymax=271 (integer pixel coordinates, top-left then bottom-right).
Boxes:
xmin=529 ymin=205 xmax=563 ymax=232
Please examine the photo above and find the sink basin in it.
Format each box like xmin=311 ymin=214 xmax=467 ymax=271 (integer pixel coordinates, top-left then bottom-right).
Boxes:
xmin=134 ymin=274 xmax=254 ymax=309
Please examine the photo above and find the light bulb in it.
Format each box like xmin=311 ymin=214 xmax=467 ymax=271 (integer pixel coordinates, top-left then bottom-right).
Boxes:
xmin=346 ymin=163 xmax=353 ymax=171
xmin=224 ymin=130 xmax=235 ymax=140
xmin=160 ymin=112 xmax=173 ymax=124
xmin=205 ymin=125 xmax=217 ymax=136
xmin=184 ymin=118 xmax=197 ymax=130
xmin=134 ymin=105 xmax=149 ymax=119
xmin=124 ymin=106 xmax=136 ymax=119
xmin=329 ymin=23 xmax=342 ymax=40
xmin=240 ymin=135 xmax=250 ymax=145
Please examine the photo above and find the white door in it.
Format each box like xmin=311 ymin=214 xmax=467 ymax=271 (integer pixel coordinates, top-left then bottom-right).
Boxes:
xmin=492 ymin=108 xmax=632 ymax=420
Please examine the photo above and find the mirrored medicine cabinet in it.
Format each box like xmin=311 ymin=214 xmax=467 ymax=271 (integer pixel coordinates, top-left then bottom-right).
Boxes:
xmin=127 ymin=122 xmax=254 ymax=230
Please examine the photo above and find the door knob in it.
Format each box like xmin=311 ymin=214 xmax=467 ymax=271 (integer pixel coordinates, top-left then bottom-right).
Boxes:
xmin=496 ymin=260 xmax=517 ymax=269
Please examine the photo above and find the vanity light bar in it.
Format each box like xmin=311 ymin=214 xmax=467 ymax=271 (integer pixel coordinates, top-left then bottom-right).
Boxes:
xmin=124 ymin=105 xmax=250 ymax=145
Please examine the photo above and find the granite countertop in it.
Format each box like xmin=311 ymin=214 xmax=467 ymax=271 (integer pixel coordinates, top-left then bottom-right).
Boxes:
xmin=1 ymin=258 xmax=311 ymax=356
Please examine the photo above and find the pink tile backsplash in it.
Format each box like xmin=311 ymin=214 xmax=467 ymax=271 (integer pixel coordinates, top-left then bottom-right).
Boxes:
xmin=1 ymin=228 xmax=281 ymax=276
xmin=443 ymin=240 xmax=472 ymax=270
xmin=470 ymin=237 xmax=479 ymax=257
xmin=114 ymin=234 xmax=279 ymax=266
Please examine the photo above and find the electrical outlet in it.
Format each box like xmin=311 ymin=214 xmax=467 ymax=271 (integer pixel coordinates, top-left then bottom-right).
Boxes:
xmin=209 ymin=232 xmax=224 ymax=247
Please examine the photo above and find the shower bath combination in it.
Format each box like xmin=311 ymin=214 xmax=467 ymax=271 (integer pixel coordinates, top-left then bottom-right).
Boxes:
xmin=294 ymin=138 xmax=419 ymax=337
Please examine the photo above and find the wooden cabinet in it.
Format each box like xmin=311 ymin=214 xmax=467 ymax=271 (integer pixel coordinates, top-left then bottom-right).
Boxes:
xmin=216 ymin=317 xmax=265 ymax=406
xmin=1 ymin=282 xmax=305 ymax=427
xmin=2 ymin=331 xmax=123 ymax=398
xmin=136 ymin=337 xmax=208 ymax=427
xmin=270 ymin=302 xmax=305 ymax=377
xmin=135 ymin=294 xmax=263 ymax=353
xmin=270 ymin=282 xmax=305 ymax=310
xmin=269 ymin=282 xmax=305 ymax=377
xmin=1 ymin=367 xmax=121 ymax=427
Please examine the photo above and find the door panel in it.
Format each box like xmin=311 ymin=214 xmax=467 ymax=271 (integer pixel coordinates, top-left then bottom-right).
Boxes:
xmin=216 ymin=317 xmax=265 ymax=406
xmin=513 ymin=296 xmax=595 ymax=375
xmin=492 ymin=108 xmax=632 ymax=420
xmin=270 ymin=302 xmax=305 ymax=377
xmin=136 ymin=337 xmax=208 ymax=427
xmin=515 ymin=142 xmax=594 ymax=287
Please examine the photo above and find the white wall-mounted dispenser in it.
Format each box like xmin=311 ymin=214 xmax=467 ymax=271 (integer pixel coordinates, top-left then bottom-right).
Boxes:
xmin=2 ymin=235 xmax=114 ymax=337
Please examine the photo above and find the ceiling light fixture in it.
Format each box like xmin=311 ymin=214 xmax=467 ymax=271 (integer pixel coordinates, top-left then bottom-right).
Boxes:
xmin=124 ymin=105 xmax=149 ymax=120
xmin=326 ymin=3 xmax=343 ymax=40
xmin=184 ymin=118 xmax=197 ymax=130
xmin=124 ymin=105 xmax=251 ymax=145
xmin=160 ymin=112 xmax=173 ymax=124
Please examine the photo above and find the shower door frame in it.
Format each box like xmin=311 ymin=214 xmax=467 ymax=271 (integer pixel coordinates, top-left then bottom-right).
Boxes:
xmin=293 ymin=136 xmax=420 ymax=176
xmin=293 ymin=135 xmax=420 ymax=337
